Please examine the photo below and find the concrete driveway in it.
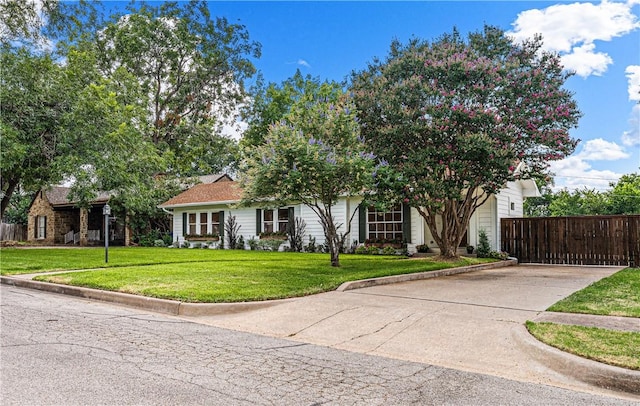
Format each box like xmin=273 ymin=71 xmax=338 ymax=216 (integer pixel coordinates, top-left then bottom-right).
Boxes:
xmin=186 ymin=264 xmax=627 ymax=395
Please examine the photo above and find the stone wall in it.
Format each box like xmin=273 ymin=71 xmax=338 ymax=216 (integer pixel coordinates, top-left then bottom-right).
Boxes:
xmin=27 ymin=191 xmax=56 ymax=244
xmin=53 ymin=209 xmax=77 ymax=244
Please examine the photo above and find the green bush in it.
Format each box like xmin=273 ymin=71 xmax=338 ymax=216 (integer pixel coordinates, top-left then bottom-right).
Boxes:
xmin=367 ymin=246 xmax=381 ymax=255
xmin=416 ymin=244 xmax=430 ymax=253
xmin=248 ymin=237 xmax=259 ymax=250
xmin=476 ymin=229 xmax=491 ymax=258
xmin=259 ymin=239 xmax=284 ymax=251
xmin=489 ymin=251 xmax=509 ymax=260
xmin=305 ymin=236 xmax=318 ymax=253
xmin=382 ymin=246 xmax=397 ymax=255
xmin=153 ymin=239 xmax=165 ymax=247
xmin=354 ymin=245 xmax=368 ymax=254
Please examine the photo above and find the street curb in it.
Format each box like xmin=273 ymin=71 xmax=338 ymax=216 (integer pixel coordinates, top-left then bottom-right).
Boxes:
xmin=0 ymin=276 xmax=297 ymax=316
xmin=1 ymin=276 xmax=182 ymax=315
xmin=512 ymin=324 xmax=640 ymax=397
xmin=336 ymin=258 xmax=518 ymax=291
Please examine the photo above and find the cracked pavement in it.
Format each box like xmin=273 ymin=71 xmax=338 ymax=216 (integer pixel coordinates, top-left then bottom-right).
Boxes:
xmin=2 ymin=283 xmax=637 ymax=405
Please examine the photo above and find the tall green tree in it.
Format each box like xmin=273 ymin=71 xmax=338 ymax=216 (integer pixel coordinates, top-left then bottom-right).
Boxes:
xmin=240 ymin=70 xmax=336 ymax=148
xmin=1 ymin=46 xmax=69 ymax=216
xmin=240 ymin=88 xmax=379 ymax=267
xmin=350 ymin=26 xmax=580 ymax=258
xmin=93 ymin=0 xmax=260 ymax=176
xmin=548 ymin=188 xmax=610 ymax=216
xmin=609 ymin=173 xmax=640 ymax=215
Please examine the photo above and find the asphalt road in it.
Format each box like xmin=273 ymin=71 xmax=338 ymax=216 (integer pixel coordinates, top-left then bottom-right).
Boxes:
xmin=1 ymin=285 xmax=636 ymax=406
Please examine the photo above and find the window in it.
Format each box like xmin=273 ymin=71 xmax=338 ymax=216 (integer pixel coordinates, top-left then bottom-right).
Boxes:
xmin=37 ymin=216 xmax=46 ymax=239
xmin=200 ymin=213 xmax=208 ymax=235
xmin=188 ymin=213 xmax=197 ymax=235
xmin=210 ymin=212 xmax=220 ymax=235
xmin=367 ymin=205 xmax=403 ymax=241
xmin=263 ymin=208 xmax=290 ymax=233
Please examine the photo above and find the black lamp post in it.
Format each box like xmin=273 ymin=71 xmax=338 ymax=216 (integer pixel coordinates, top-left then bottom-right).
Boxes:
xmin=103 ymin=203 xmax=111 ymax=263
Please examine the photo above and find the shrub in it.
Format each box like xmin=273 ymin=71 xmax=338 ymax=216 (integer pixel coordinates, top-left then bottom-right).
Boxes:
xmin=489 ymin=251 xmax=510 ymax=260
xmin=153 ymin=239 xmax=165 ymax=247
xmin=476 ymin=229 xmax=491 ymax=258
xmin=237 ymin=235 xmax=245 ymax=250
xmin=416 ymin=244 xmax=430 ymax=253
xmin=355 ymin=245 xmax=369 ymax=255
xmin=305 ymin=236 xmax=317 ymax=253
xmin=287 ymin=217 xmax=306 ymax=252
xmin=258 ymin=239 xmax=283 ymax=251
xmin=248 ymin=237 xmax=259 ymax=251
xmin=382 ymin=246 xmax=396 ymax=255
xmin=225 ymin=215 xmax=241 ymax=249
xmin=367 ymin=245 xmax=381 ymax=255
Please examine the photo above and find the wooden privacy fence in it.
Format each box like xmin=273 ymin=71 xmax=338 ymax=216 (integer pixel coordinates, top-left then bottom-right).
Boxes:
xmin=501 ymin=215 xmax=640 ymax=266
xmin=0 ymin=222 xmax=27 ymax=241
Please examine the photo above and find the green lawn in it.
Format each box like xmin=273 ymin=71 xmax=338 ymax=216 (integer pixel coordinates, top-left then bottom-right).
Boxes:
xmin=527 ymin=267 xmax=640 ymax=370
xmin=547 ymin=267 xmax=640 ymax=317
xmin=526 ymin=321 xmax=640 ymax=370
xmin=0 ymin=247 xmax=493 ymax=302
xmin=1 ymin=247 xmax=250 ymax=275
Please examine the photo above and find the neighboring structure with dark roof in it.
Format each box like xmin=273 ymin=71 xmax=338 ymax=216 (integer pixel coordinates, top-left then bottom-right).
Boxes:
xmin=27 ymin=187 xmax=125 ymax=246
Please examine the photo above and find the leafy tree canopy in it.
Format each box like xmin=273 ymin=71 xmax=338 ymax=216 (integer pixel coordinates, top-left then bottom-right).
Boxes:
xmin=240 ymin=70 xmax=341 ymax=148
xmin=350 ymin=25 xmax=581 ymax=257
xmin=527 ymin=172 xmax=640 ymax=217
xmin=92 ymin=0 xmax=260 ymax=176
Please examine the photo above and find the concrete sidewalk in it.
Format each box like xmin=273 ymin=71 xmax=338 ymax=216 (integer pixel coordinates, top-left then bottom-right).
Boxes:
xmin=182 ymin=264 xmax=639 ymax=399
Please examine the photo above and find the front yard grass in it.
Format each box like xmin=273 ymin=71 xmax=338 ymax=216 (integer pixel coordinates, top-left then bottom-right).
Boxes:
xmin=0 ymin=247 xmax=494 ymax=302
xmin=526 ymin=321 xmax=640 ymax=370
xmin=547 ymin=267 xmax=640 ymax=317
xmin=527 ymin=267 xmax=640 ymax=370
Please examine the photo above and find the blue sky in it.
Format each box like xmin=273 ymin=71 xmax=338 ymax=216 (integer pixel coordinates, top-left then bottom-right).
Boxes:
xmin=206 ymin=1 xmax=639 ymax=191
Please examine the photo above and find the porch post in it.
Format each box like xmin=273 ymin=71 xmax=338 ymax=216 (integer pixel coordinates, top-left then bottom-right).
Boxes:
xmin=79 ymin=208 xmax=88 ymax=246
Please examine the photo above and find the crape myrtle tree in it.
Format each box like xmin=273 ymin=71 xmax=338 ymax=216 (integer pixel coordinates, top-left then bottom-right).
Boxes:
xmin=350 ymin=26 xmax=581 ymax=258
xmin=240 ymin=86 xmax=381 ymax=267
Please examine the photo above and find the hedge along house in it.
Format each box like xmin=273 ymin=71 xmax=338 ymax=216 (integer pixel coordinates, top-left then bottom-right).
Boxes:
xmin=159 ymin=173 xmax=539 ymax=253
xmin=27 ymin=187 xmax=128 ymax=246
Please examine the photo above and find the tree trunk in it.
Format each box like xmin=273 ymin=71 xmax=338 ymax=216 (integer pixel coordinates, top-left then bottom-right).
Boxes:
xmin=1 ymin=177 xmax=20 ymax=219
xmin=317 ymin=207 xmax=341 ymax=267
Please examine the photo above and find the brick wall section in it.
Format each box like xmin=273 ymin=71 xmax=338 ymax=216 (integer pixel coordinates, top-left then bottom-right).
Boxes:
xmin=27 ymin=191 xmax=56 ymax=244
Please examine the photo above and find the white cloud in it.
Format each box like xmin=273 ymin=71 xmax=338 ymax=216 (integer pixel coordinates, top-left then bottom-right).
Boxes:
xmin=576 ymin=138 xmax=631 ymax=160
xmin=626 ymin=65 xmax=640 ymax=101
xmin=559 ymin=43 xmax=612 ymax=77
xmin=508 ymin=0 xmax=640 ymax=77
xmin=297 ymin=59 xmax=311 ymax=68
xmin=622 ymin=104 xmax=640 ymax=146
xmin=549 ymin=138 xmax=630 ymax=190
xmin=549 ymin=156 xmax=621 ymax=191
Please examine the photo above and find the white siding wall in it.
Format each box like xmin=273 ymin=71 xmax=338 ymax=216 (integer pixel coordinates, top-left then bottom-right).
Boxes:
xmin=494 ymin=181 xmax=524 ymax=249
xmin=475 ymin=196 xmax=498 ymax=250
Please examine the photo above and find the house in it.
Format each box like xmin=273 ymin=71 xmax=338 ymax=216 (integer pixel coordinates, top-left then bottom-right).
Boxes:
xmin=27 ymin=187 xmax=127 ymax=246
xmin=159 ymin=175 xmax=540 ymax=253
xmin=26 ymin=174 xmax=233 ymax=247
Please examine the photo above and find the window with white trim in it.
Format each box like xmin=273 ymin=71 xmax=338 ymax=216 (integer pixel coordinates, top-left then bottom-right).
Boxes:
xmin=367 ymin=205 xmax=403 ymax=241
xmin=210 ymin=212 xmax=220 ymax=234
xmin=37 ymin=215 xmax=46 ymax=239
xmin=188 ymin=213 xmax=197 ymax=235
xmin=199 ymin=213 xmax=208 ymax=235
xmin=263 ymin=208 xmax=290 ymax=233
